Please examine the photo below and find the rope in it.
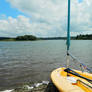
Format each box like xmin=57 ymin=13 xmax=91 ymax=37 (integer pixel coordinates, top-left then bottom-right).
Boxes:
xmin=77 ymin=79 xmax=92 ymax=89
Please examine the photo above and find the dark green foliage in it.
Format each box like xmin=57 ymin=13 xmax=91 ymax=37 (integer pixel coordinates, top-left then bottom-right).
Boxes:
xmin=76 ymin=34 xmax=92 ymax=40
xmin=16 ymin=35 xmax=37 ymax=41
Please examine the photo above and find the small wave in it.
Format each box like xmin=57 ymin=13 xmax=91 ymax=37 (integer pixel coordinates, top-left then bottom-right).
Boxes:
xmin=33 ymin=81 xmax=49 ymax=87
xmin=42 ymin=81 xmax=49 ymax=85
xmin=29 ymin=81 xmax=49 ymax=89
xmin=1 ymin=89 xmax=13 ymax=92
xmin=1 ymin=81 xmax=49 ymax=92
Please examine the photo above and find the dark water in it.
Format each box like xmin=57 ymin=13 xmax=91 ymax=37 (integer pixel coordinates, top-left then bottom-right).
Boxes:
xmin=0 ymin=40 xmax=92 ymax=90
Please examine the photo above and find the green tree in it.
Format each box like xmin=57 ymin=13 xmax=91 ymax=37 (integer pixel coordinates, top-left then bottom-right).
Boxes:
xmin=16 ymin=35 xmax=37 ymax=41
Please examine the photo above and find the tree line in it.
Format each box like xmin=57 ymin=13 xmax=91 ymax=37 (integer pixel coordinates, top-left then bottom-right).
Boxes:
xmin=76 ymin=34 xmax=92 ymax=40
xmin=0 ymin=34 xmax=92 ymax=41
xmin=0 ymin=35 xmax=37 ymax=41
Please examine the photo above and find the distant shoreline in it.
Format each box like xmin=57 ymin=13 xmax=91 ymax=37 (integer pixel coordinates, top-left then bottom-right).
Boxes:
xmin=0 ymin=34 xmax=92 ymax=41
xmin=0 ymin=38 xmax=92 ymax=41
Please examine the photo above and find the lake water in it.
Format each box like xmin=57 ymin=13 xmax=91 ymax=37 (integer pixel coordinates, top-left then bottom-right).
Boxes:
xmin=0 ymin=40 xmax=92 ymax=90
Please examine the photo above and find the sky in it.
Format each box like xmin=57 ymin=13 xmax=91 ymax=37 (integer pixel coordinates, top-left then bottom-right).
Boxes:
xmin=0 ymin=0 xmax=92 ymax=37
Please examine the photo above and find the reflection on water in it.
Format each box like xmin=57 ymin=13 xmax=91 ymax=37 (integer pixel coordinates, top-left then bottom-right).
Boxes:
xmin=0 ymin=40 xmax=92 ymax=90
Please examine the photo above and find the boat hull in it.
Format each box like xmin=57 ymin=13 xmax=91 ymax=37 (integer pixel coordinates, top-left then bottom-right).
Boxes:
xmin=51 ymin=67 xmax=92 ymax=92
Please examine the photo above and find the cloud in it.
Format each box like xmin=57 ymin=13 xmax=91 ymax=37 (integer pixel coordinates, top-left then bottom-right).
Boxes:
xmin=7 ymin=0 xmax=67 ymax=23
xmin=0 ymin=0 xmax=92 ymax=37
xmin=0 ymin=15 xmax=30 ymax=37
xmin=0 ymin=15 xmax=64 ymax=37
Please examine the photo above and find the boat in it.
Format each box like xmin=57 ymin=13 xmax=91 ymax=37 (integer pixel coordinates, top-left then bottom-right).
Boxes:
xmin=51 ymin=0 xmax=92 ymax=92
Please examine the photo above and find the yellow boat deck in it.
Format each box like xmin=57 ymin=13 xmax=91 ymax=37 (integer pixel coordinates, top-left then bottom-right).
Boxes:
xmin=51 ymin=68 xmax=92 ymax=92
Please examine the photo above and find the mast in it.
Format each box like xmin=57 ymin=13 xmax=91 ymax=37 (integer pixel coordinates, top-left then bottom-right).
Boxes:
xmin=66 ymin=0 xmax=71 ymax=68
xmin=66 ymin=0 xmax=92 ymax=73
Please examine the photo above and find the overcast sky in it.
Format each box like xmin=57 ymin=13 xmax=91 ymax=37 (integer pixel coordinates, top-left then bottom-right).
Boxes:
xmin=0 ymin=0 xmax=92 ymax=37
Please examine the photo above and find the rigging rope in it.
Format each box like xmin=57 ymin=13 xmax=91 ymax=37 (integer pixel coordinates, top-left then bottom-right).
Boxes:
xmin=68 ymin=52 xmax=92 ymax=73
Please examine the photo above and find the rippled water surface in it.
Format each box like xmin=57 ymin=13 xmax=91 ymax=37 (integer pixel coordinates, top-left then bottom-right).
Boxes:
xmin=0 ymin=40 xmax=92 ymax=90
